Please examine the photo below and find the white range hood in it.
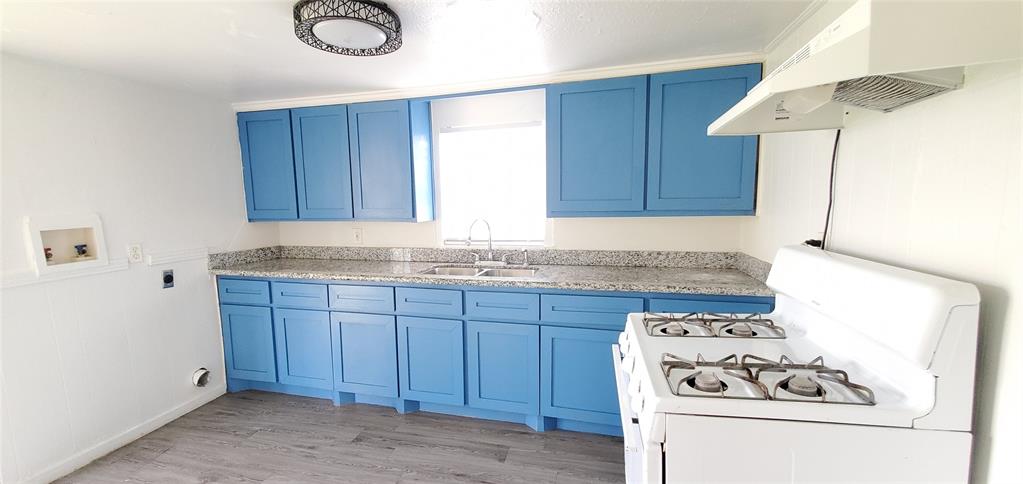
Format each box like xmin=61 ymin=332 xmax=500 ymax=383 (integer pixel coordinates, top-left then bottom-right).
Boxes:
xmin=709 ymin=0 xmax=1022 ymax=136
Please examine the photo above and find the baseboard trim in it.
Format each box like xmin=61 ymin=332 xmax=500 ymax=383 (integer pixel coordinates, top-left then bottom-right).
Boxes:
xmin=21 ymin=384 xmax=226 ymax=484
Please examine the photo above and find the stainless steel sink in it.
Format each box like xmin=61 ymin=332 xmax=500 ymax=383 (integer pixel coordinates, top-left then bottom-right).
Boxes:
xmin=420 ymin=266 xmax=484 ymax=276
xmin=419 ymin=265 xmax=539 ymax=278
xmin=478 ymin=268 xmax=539 ymax=278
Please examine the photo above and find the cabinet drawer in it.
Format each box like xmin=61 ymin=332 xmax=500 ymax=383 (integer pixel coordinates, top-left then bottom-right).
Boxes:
xmin=465 ymin=291 xmax=540 ymax=321
xmin=540 ymin=294 xmax=643 ymax=330
xmin=395 ymin=288 xmax=463 ymax=317
xmin=329 ymin=285 xmax=394 ymax=313
xmin=649 ymin=298 xmax=773 ymax=314
xmin=271 ymin=282 xmax=328 ymax=309
xmin=218 ymin=279 xmax=270 ymax=305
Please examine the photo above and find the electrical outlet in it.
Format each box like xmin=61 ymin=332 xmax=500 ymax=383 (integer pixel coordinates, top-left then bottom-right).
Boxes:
xmin=162 ymin=270 xmax=174 ymax=288
xmin=352 ymin=228 xmax=364 ymax=245
xmin=126 ymin=244 xmax=143 ymax=263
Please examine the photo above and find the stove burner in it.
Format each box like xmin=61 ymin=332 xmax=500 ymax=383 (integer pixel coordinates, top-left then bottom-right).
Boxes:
xmin=742 ymin=355 xmax=876 ymax=405
xmin=643 ymin=313 xmax=785 ymax=339
xmin=659 ymin=354 xmax=877 ymax=405
xmin=689 ymin=372 xmax=727 ymax=393
xmin=782 ymin=375 xmax=822 ymax=397
xmin=658 ymin=324 xmax=688 ymax=336
xmin=724 ymin=323 xmax=756 ymax=338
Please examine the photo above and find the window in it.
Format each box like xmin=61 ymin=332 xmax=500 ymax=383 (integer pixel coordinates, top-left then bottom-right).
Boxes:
xmin=432 ymin=89 xmax=546 ymax=245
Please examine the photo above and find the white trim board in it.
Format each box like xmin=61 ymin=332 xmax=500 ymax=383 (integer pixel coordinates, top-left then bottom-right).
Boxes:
xmin=2 ymin=247 xmax=211 ymax=288
xmin=1 ymin=259 xmax=131 ymax=289
xmin=13 ymin=385 xmax=226 ymax=484
xmin=232 ymin=51 xmax=765 ymax=112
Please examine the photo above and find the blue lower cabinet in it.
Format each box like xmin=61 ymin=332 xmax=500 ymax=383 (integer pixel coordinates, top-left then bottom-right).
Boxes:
xmin=331 ymin=312 xmax=398 ymax=397
xmin=219 ymin=279 xmax=271 ymax=306
xmin=271 ymin=282 xmax=328 ymax=309
xmin=329 ymin=284 xmax=394 ymax=312
xmin=540 ymin=294 xmax=643 ymax=330
xmin=466 ymin=321 xmax=540 ymax=414
xmin=273 ymin=309 xmax=333 ymax=390
xmin=220 ymin=304 xmax=277 ymax=383
xmin=540 ymin=326 xmax=621 ymax=427
xmin=397 ymin=316 xmax=465 ymax=405
xmin=395 ymin=287 xmax=463 ymax=317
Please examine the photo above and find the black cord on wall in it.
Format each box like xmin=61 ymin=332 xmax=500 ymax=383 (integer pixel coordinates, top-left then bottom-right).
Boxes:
xmin=804 ymin=128 xmax=842 ymax=250
xmin=820 ymin=129 xmax=842 ymax=249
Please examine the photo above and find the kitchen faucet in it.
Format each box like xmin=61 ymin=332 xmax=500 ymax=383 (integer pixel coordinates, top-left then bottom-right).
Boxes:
xmin=466 ymin=218 xmax=498 ymax=264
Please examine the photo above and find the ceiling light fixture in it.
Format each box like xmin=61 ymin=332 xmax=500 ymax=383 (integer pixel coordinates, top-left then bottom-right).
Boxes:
xmin=294 ymin=0 xmax=402 ymax=56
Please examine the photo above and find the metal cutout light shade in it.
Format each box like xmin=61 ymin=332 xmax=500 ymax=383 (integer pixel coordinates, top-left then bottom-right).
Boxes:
xmin=294 ymin=0 xmax=402 ymax=56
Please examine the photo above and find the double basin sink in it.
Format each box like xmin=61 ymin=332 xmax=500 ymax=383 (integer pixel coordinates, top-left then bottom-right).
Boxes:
xmin=420 ymin=265 xmax=539 ymax=278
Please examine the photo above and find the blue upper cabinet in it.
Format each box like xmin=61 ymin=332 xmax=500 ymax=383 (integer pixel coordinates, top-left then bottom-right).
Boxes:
xmin=547 ymin=76 xmax=648 ymax=216
xmin=348 ymin=100 xmax=434 ymax=221
xmin=237 ymin=110 xmax=298 ymax=221
xmin=647 ymin=64 xmax=761 ymax=214
xmin=291 ymin=105 xmax=354 ymax=220
xmin=236 ymin=101 xmax=433 ymax=223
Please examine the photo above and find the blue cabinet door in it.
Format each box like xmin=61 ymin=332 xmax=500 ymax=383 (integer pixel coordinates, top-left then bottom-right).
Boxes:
xmin=237 ymin=110 xmax=298 ymax=220
xmin=647 ymin=64 xmax=761 ymax=213
xmin=291 ymin=105 xmax=354 ymax=220
xmin=273 ymin=309 xmax=333 ymax=390
xmin=396 ymin=316 xmax=464 ymax=405
xmin=220 ymin=304 xmax=277 ymax=383
xmin=467 ymin=321 xmax=539 ymax=414
xmin=547 ymin=76 xmax=648 ymax=215
xmin=348 ymin=100 xmax=414 ymax=220
xmin=330 ymin=312 xmax=398 ymax=397
xmin=540 ymin=326 xmax=620 ymax=426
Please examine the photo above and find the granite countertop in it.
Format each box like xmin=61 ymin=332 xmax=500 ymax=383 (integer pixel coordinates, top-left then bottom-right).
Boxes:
xmin=209 ymin=258 xmax=773 ymax=297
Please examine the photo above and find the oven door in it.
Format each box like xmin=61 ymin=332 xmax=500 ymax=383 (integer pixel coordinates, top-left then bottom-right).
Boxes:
xmin=612 ymin=344 xmax=660 ymax=484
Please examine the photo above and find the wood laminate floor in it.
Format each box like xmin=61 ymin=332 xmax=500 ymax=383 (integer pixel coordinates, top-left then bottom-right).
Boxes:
xmin=57 ymin=391 xmax=625 ymax=484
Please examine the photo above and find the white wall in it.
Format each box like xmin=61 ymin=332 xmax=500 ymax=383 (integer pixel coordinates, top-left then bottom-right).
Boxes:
xmin=0 ymin=54 xmax=277 ymax=483
xmin=742 ymin=2 xmax=1023 ymax=480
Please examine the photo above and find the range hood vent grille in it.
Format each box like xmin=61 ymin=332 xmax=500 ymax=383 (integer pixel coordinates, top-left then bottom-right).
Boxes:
xmin=832 ymin=75 xmax=957 ymax=113
xmin=769 ymin=44 xmax=811 ymax=80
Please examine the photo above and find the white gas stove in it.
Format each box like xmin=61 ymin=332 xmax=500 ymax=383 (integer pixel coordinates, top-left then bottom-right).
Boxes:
xmin=613 ymin=245 xmax=980 ymax=483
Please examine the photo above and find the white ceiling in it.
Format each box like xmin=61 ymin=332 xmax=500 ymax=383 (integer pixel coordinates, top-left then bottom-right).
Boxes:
xmin=1 ymin=1 xmax=813 ymax=104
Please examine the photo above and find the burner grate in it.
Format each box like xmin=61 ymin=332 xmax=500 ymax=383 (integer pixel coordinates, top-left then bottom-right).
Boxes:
xmin=660 ymin=353 xmax=876 ymax=405
xmin=643 ymin=313 xmax=785 ymax=339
